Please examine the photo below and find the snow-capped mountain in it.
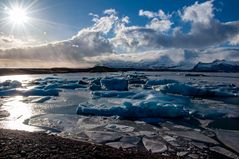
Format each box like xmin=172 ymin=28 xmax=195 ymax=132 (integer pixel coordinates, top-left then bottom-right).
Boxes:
xmin=193 ymin=60 xmax=239 ymax=72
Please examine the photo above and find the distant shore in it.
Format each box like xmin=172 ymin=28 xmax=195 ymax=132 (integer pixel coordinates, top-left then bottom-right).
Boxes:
xmin=1 ymin=66 xmax=238 ymax=76
xmin=0 ymin=129 xmax=173 ymax=159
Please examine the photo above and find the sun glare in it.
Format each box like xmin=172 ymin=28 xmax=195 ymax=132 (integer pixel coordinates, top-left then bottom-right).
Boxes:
xmin=7 ymin=7 xmax=29 ymax=25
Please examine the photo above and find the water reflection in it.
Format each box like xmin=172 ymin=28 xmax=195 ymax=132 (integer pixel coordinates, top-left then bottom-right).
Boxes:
xmin=1 ymin=96 xmax=41 ymax=131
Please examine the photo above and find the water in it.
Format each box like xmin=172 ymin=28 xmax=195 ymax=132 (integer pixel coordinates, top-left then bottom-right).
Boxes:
xmin=0 ymin=72 xmax=239 ymax=157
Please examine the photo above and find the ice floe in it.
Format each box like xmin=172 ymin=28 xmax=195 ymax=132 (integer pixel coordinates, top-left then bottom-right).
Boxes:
xmin=216 ymin=129 xmax=239 ymax=154
xmin=85 ymin=131 xmax=123 ymax=144
xmin=142 ymin=137 xmax=167 ymax=153
xmin=100 ymin=77 xmax=128 ymax=91
xmin=210 ymin=146 xmax=239 ymax=159
xmin=166 ymin=130 xmax=218 ymax=144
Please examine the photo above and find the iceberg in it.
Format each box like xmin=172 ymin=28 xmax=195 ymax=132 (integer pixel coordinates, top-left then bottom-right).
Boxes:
xmin=159 ymin=83 xmax=238 ymax=97
xmin=127 ymin=74 xmax=147 ymax=84
xmin=77 ymin=99 xmax=188 ymax=118
xmin=0 ymin=80 xmax=22 ymax=91
xmin=100 ymin=77 xmax=128 ymax=91
xmin=0 ymin=88 xmax=59 ymax=96
xmin=89 ymin=84 xmax=102 ymax=91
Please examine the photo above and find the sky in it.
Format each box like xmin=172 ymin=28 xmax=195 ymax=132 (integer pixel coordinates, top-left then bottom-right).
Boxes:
xmin=0 ymin=0 xmax=239 ymax=68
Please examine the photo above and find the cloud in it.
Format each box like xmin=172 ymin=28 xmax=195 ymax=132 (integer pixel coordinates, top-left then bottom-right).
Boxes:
xmin=85 ymin=47 xmax=239 ymax=69
xmin=0 ymin=1 xmax=239 ymax=68
xmin=146 ymin=18 xmax=172 ymax=32
xmin=181 ymin=1 xmax=214 ymax=25
xmin=0 ymin=33 xmax=41 ymax=49
xmin=139 ymin=9 xmax=170 ymax=19
xmin=113 ymin=1 xmax=239 ymax=50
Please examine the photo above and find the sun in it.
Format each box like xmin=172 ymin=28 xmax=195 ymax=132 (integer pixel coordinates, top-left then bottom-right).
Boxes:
xmin=7 ymin=7 xmax=29 ymax=25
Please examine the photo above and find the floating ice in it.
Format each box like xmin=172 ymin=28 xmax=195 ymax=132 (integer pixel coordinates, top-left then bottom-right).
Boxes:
xmin=142 ymin=137 xmax=167 ymax=153
xmin=77 ymin=99 xmax=188 ymax=118
xmin=0 ymin=80 xmax=22 ymax=91
xmin=89 ymin=84 xmax=101 ymax=91
xmin=0 ymin=88 xmax=59 ymax=96
xmin=100 ymin=77 xmax=128 ymax=91
xmin=216 ymin=129 xmax=239 ymax=154
xmin=23 ymin=88 xmax=59 ymax=96
xmin=166 ymin=130 xmax=218 ymax=144
xmin=159 ymin=83 xmax=238 ymax=97
xmin=127 ymin=74 xmax=147 ymax=84
xmin=85 ymin=131 xmax=122 ymax=144
xmin=60 ymin=83 xmax=87 ymax=89
xmin=210 ymin=146 xmax=238 ymax=159
xmin=105 ymin=124 xmax=135 ymax=132
xmin=31 ymin=96 xmax=51 ymax=103
xmin=145 ymin=79 xmax=178 ymax=87
xmin=92 ymin=91 xmax=136 ymax=98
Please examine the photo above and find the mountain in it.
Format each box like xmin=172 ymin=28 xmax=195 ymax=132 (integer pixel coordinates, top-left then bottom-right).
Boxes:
xmin=192 ymin=60 xmax=239 ymax=72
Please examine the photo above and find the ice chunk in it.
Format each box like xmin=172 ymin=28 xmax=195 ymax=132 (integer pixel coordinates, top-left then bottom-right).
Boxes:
xmin=44 ymin=84 xmax=59 ymax=90
xmin=160 ymin=83 xmax=238 ymax=97
xmin=78 ymin=80 xmax=88 ymax=85
xmin=60 ymin=83 xmax=87 ymax=89
xmin=92 ymin=91 xmax=135 ymax=98
xmin=166 ymin=130 xmax=218 ymax=144
xmin=23 ymin=88 xmax=59 ymax=96
xmin=142 ymin=137 xmax=167 ymax=153
xmin=89 ymin=84 xmax=101 ymax=91
xmin=0 ymin=80 xmax=22 ymax=91
xmin=105 ymin=124 xmax=135 ymax=132
xmin=127 ymin=74 xmax=147 ymax=84
xmin=210 ymin=146 xmax=238 ymax=159
xmin=77 ymin=100 xmax=188 ymax=118
xmin=85 ymin=131 xmax=122 ymax=144
xmin=31 ymin=96 xmax=51 ymax=103
xmin=100 ymin=78 xmax=128 ymax=91
xmin=90 ymin=78 xmax=101 ymax=85
xmin=0 ymin=88 xmax=59 ymax=96
xmin=120 ymin=136 xmax=141 ymax=145
xmin=216 ymin=129 xmax=239 ymax=153
xmin=106 ymin=142 xmax=135 ymax=149
xmin=145 ymin=79 xmax=178 ymax=87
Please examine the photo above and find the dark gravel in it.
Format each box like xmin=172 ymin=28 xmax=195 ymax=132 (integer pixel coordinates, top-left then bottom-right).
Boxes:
xmin=0 ymin=129 xmax=175 ymax=159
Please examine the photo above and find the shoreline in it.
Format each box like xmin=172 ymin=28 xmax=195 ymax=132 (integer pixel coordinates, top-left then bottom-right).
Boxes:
xmin=0 ymin=129 xmax=174 ymax=159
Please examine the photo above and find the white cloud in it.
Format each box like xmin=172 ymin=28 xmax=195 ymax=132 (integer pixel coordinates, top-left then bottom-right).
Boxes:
xmin=181 ymin=1 xmax=214 ymax=25
xmin=146 ymin=18 xmax=172 ymax=32
xmin=139 ymin=9 xmax=170 ymax=19
xmin=0 ymin=2 xmax=239 ymax=68
xmin=104 ymin=9 xmax=117 ymax=15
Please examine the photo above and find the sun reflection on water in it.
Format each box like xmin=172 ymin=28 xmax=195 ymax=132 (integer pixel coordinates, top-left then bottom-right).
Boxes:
xmin=1 ymin=96 xmax=41 ymax=131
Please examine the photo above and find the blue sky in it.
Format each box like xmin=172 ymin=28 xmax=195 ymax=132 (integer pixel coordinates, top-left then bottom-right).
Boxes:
xmin=1 ymin=0 xmax=239 ymax=40
xmin=0 ymin=0 xmax=239 ymax=68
